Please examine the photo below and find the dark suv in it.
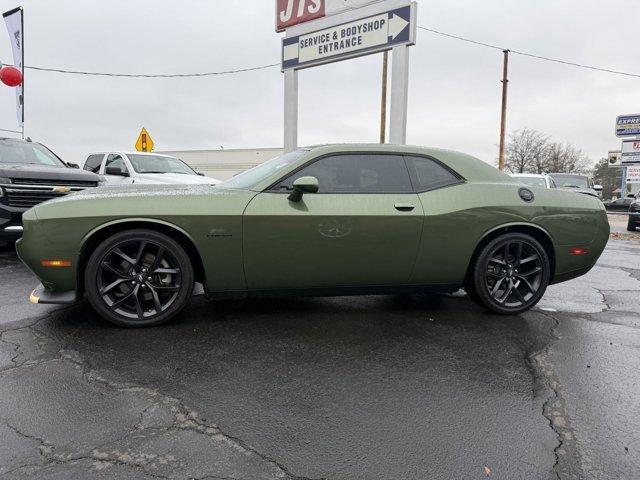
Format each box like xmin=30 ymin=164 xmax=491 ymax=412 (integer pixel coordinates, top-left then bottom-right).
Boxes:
xmin=0 ymin=138 xmax=103 ymax=242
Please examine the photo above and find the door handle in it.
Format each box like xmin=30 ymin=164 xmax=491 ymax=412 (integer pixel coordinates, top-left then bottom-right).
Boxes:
xmin=394 ymin=203 xmax=415 ymax=212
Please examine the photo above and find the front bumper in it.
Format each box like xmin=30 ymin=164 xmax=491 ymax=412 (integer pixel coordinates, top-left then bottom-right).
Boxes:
xmin=0 ymin=224 xmax=23 ymax=241
xmin=0 ymin=202 xmax=27 ymax=240
xmin=30 ymin=284 xmax=79 ymax=305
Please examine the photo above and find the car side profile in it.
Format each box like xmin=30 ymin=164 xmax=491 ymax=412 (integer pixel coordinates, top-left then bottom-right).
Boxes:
xmin=18 ymin=144 xmax=609 ymax=327
xmin=82 ymin=152 xmax=220 ymax=186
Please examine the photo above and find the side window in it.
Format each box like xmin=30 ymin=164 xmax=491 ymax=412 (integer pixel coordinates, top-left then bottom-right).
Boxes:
xmin=105 ymin=154 xmax=127 ymax=174
xmin=549 ymin=178 xmax=557 ymax=189
xmin=84 ymin=154 xmax=103 ymax=173
xmin=405 ymin=156 xmax=461 ymax=191
xmin=274 ymin=154 xmax=413 ymax=193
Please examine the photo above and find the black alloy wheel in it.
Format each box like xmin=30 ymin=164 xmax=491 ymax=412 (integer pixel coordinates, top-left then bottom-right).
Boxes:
xmin=85 ymin=230 xmax=194 ymax=327
xmin=470 ymin=233 xmax=550 ymax=315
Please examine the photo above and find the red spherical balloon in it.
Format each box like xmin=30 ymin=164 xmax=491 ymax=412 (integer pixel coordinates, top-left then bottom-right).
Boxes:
xmin=0 ymin=66 xmax=23 ymax=87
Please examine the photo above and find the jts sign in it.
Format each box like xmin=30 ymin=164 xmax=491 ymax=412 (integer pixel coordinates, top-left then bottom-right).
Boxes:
xmin=276 ymin=0 xmax=380 ymax=31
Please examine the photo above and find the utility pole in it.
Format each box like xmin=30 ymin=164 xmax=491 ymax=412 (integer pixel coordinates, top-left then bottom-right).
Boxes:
xmin=379 ymin=51 xmax=389 ymax=144
xmin=498 ymin=50 xmax=510 ymax=171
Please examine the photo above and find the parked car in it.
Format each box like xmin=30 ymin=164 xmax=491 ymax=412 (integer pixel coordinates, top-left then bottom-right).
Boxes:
xmin=628 ymin=194 xmax=640 ymax=231
xmin=0 ymin=137 xmax=102 ymax=243
xmin=603 ymin=197 xmax=634 ymax=212
xmin=509 ymin=173 xmax=557 ymax=189
xmin=82 ymin=152 xmax=220 ymax=186
xmin=549 ymin=173 xmax=603 ymax=198
xmin=18 ymin=144 xmax=609 ymax=327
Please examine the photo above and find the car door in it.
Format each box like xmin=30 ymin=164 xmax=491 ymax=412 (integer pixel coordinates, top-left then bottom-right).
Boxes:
xmin=403 ymin=154 xmax=468 ymax=285
xmin=101 ymin=154 xmax=133 ymax=185
xmin=242 ymin=153 xmax=424 ymax=290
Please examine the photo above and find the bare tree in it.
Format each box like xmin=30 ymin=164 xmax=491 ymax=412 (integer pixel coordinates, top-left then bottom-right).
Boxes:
xmin=544 ymin=142 xmax=590 ymax=173
xmin=504 ymin=128 xmax=549 ymax=173
xmin=503 ymin=128 xmax=591 ymax=174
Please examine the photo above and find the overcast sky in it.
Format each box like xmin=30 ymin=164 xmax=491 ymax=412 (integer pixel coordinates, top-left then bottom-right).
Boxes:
xmin=0 ymin=0 xmax=638 ymax=166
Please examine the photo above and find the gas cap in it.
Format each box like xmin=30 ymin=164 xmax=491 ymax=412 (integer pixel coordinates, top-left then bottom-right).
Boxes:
xmin=519 ymin=187 xmax=535 ymax=203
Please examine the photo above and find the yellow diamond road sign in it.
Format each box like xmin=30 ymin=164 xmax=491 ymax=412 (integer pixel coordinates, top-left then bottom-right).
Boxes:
xmin=135 ymin=128 xmax=154 ymax=152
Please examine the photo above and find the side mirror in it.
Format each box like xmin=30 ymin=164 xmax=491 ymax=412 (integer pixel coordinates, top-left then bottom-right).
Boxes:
xmin=593 ymin=184 xmax=603 ymax=192
xmin=105 ymin=166 xmax=129 ymax=177
xmin=197 ymin=172 xmax=205 ymax=176
xmin=288 ymin=176 xmax=319 ymax=202
xmin=66 ymin=162 xmax=80 ymax=169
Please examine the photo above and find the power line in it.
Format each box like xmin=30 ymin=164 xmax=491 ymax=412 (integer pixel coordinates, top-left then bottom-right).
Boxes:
xmin=417 ymin=26 xmax=640 ymax=79
xmin=23 ymin=62 xmax=280 ymax=78
xmin=2 ymin=26 xmax=638 ymax=79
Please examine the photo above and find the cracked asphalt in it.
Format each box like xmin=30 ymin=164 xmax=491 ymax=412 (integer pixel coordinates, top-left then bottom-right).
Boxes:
xmin=1 ymin=237 xmax=639 ymax=479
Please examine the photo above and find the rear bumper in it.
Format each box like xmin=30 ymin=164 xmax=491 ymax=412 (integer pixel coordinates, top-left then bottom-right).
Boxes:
xmin=30 ymin=284 xmax=79 ymax=305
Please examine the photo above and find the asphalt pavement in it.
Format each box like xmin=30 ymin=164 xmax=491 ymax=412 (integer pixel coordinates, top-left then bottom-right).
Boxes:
xmin=0 ymin=236 xmax=639 ymax=479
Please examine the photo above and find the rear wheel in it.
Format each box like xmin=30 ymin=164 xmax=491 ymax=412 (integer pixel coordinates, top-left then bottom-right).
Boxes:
xmin=470 ymin=233 xmax=551 ymax=315
xmin=85 ymin=230 xmax=194 ymax=327
xmin=628 ymin=218 xmax=637 ymax=232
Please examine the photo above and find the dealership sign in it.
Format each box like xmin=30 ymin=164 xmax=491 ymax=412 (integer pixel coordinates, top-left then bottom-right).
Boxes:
xmin=282 ymin=4 xmax=415 ymax=70
xmin=616 ymin=114 xmax=640 ymax=138
xmin=276 ymin=0 xmax=381 ymax=31
xmin=627 ymin=166 xmax=640 ymax=183
xmin=622 ymin=139 xmax=640 ymax=165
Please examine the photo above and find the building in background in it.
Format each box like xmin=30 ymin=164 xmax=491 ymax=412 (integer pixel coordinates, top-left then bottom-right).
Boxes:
xmin=157 ymin=148 xmax=283 ymax=180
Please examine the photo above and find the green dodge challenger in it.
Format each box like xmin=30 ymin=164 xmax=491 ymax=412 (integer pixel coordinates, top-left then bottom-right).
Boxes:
xmin=17 ymin=144 xmax=609 ymax=327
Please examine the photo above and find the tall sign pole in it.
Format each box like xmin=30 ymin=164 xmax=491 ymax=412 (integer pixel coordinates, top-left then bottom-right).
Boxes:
xmin=498 ymin=49 xmax=510 ymax=171
xmin=279 ymin=0 xmax=417 ymax=152
xmin=389 ymin=44 xmax=410 ymax=144
xmin=284 ymin=69 xmax=298 ymax=153
xmin=379 ymin=51 xmax=388 ymax=144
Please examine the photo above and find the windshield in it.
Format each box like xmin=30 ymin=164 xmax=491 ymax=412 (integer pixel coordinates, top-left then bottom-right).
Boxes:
xmin=128 ymin=154 xmax=197 ymax=175
xmin=551 ymin=174 xmax=589 ymax=189
xmin=511 ymin=176 xmax=547 ymax=188
xmin=220 ymin=150 xmax=308 ymax=190
xmin=0 ymin=139 xmax=66 ymax=167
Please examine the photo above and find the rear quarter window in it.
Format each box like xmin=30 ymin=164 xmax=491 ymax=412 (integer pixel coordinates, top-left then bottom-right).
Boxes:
xmin=405 ymin=156 xmax=462 ymax=192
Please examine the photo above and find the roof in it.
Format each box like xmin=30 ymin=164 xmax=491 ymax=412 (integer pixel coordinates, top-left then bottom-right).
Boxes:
xmin=301 ymin=144 xmax=510 ymax=183
xmin=87 ymin=151 xmax=180 ymax=157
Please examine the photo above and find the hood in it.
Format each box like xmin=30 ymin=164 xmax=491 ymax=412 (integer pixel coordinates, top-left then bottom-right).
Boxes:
xmin=132 ymin=173 xmax=220 ymax=185
xmin=0 ymin=163 xmax=102 ymax=183
xmin=44 ymin=183 xmax=243 ymax=204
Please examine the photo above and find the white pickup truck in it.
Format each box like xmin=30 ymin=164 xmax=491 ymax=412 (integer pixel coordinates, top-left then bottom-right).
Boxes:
xmin=82 ymin=152 xmax=220 ymax=186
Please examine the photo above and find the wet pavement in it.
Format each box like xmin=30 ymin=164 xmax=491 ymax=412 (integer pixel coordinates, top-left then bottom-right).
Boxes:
xmin=0 ymin=239 xmax=639 ymax=479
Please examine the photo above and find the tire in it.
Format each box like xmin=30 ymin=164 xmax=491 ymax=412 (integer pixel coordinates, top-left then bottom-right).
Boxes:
xmin=469 ymin=233 xmax=551 ymax=315
xmin=85 ymin=229 xmax=194 ymax=327
xmin=628 ymin=218 xmax=637 ymax=232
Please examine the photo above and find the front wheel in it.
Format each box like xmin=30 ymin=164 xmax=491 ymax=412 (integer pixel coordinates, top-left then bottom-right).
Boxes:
xmin=469 ymin=233 xmax=551 ymax=315
xmin=628 ymin=218 xmax=637 ymax=232
xmin=85 ymin=230 xmax=194 ymax=327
